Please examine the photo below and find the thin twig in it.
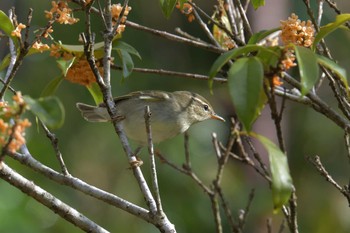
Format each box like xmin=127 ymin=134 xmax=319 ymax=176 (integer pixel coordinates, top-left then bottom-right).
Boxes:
xmin=237 ymin=189 xmax=255 ymax=231
xmin=184 ymin=131 xmax=191 ymax=169
xmin=191 ymin=6 xmax=222 ymax=48
xmin=324 ymin=0 xmax=350 ymax=29
xmin=111 ymin=64 xmax=227 ymax=83
xmin=39 ymin=120 xmax=70 ymax=176
xmin=144 ymin=106 xmax=163 ymax=216
xmin=125 ymin=21 xmax=226 ymax=54
xmin=282 ymin=72 xmax=350 ymax=131
xmin=11 ymin=149 xmax=151 ymax=221
xmin=307 ymin=155 xmax=350 ymax=205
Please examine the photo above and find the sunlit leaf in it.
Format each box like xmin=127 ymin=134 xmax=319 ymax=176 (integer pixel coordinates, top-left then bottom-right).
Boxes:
xmin=251 ymin=0 xmax=265 ymax=10
xmin=159 ymin=0 xmax=177 ymax=18
xmin=41 ymin=76 xmax=64 ymax=97
xmin=316 ymin=54 xmax=349 ymax=96
xmin=87 ymin=82 xmax=103 ymax=105
xmin=24 ymin=96 xmax=65 ymax=129
xmin=227 ymin=57 xmax=264 ymax=131
xmin=254 ymin=133 xmax=293 ymax=212
xmin=312 ymin=14 xmax=350 ymax=51
xmin=293 ymin=45 xmax=319 ymax=95
xmin=0 ymin=10 xmax=18 ymax=47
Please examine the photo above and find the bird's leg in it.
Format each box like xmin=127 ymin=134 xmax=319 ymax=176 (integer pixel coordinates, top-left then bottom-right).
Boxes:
xmin=129 ymin=146 xmax=143 ymax=168
xmin=111 ymin=115 xmax=125 ymax=122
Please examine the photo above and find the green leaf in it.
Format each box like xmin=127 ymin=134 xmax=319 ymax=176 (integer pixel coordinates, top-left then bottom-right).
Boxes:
xmin=112 ymin=40 xmax=141 ymax=59
xmin=293 ymin=45 xmax=319 ymax=95
xmin=57 ymin=57 xmax=76 ymax=77
xmin=24 ymin=96 xmax=65 ymax=129
xmin=312 ymin=14 xmax=350 ymax=50
xmin=87 ymin=82 xmax=103 ymax=105
xmin=209 ymin=44 xmax=278 ymax=90
xmin=0 ymin=53 xmax=11 ymax=71
xmin=0 ymin=46 xmax=51 ymax=71
xmin=116 ymin=49 xmax=134 ymax=79
xmin=316 ymin=54 xmax=349 ymax=96
xmin=257 ymin=46 xmax=282 ymax=72
xmin=159 ymin=0 xmax=177 ymax=19
xmin=254 ymin=134 xmax=293 ymax=212
xmin=247 ymin=28 xmax=280 ymax=45
xmin=0 ymin=10 xmax=18 ymax=47
xmin=41 ymin=76 xmax=64 ymax=97
xmin=228 ymin=57 xmax=264 ymax=131
xmin=251 ymin=0 xmax=265 ymax=10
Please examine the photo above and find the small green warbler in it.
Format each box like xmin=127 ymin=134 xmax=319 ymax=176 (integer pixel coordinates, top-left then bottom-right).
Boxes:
xmin=76 ymin=90 xmax=225 ymax=145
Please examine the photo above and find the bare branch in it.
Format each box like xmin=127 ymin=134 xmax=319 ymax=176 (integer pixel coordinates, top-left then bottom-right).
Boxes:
xmin=0 ymin=162 xmax=109 ymax=233
xmin=144 ymin=106 xmax=163 ymax=216
xmin=307 ymin=155 xmax=350 ymax=205
xmin=39 ymin=121 xmax=70 ymax=176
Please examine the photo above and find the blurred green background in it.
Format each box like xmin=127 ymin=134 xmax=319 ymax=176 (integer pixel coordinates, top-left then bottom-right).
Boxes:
xmin=1 ymin=0 xmax=350 ymax=232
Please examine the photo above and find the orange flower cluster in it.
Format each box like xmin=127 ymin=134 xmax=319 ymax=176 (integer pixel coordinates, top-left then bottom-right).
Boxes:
xmin=45 ymin=1 xmax=79 ymax=25
xmin=0 ymin=92 xmax=31 ymax=154
xmin=176 ymin=2 xmax=195 ymax=22
xmin=66 ymin=59 xmax=103 ymax=86
xmin=111 ymin=4 xmax=132 ymax=34
xmin=11 ymin=23 xmax=26 ymax=38
xmin=281 ymin=49 xmax=297 ymax=70
xmin=50 ymin=44 xmax=103 ymax=86
xmin=280 ymin=13 xmax=315 ymax=47
xmin=33 ymin=41 xmax=50 ymax=53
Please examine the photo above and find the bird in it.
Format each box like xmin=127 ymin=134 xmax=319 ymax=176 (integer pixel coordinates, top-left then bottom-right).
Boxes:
xmin=76 ymin=90 xmax=225 ymax=145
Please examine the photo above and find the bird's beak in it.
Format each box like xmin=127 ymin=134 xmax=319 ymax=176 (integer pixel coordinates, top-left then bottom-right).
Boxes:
xmin=211 ymin=114 xmax=225 ymax=122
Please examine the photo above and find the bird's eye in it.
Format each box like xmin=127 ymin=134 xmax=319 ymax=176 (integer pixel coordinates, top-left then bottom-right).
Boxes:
xmin=203 ymin=104 xmax=209 ymax=111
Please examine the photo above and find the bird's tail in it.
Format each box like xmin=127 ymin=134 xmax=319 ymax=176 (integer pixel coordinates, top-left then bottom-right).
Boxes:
xmin=76 ymin=103 xmax=110 ymax=122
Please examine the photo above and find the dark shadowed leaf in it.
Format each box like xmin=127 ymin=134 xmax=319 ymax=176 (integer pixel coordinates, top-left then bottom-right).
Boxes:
xmin=24 ymin=96 xmax=65 ymax=129
xmin=41 ymin=76 xmax=64 ymax=97
xmin=159 ymin=0 xmax=177 ymax=18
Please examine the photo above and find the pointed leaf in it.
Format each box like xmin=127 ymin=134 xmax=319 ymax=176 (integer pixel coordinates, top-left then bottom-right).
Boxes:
xmin=112 ymin=40 xmax=141 ymax=59
xmin=316 ymin=54 xmax=348 ymax=95
xmin=0 ymin=10 xmax=18 ymax=47
xmin=251 ymin=0 xmax=265 ymax=10
xmin=312 ymin=14 xmax=350 ymax=50
xmin=293 ymin=45 xmax=319 ymax=95
xmin=248 ymin=28 xmax=280 ymax=45
xmin=116 ymin=49 xmax=134 ymax=79
xmin=24 ymin=96 xmax=65 ymax=129
xmin=87 ymin=82 xmax=103 ymax=105
xmin=159 ymin=0 xmax=177 ymax=18
xmin=41 ymin=76 xmax=64 ymax=97
xmin=255 ymin=134 xmax=293 ymax=212
xmin=228 ymin=57 xmax=264 ymax=131
xmin=57 ymin=57 xmax=75 ymax=77
xmin=209 ymin=44 xmax=278 ymax=90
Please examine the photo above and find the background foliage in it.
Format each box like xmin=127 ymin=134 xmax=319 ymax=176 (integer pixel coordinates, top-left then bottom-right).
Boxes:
xmin=0 ymin=0 xmax=350 ymax=232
